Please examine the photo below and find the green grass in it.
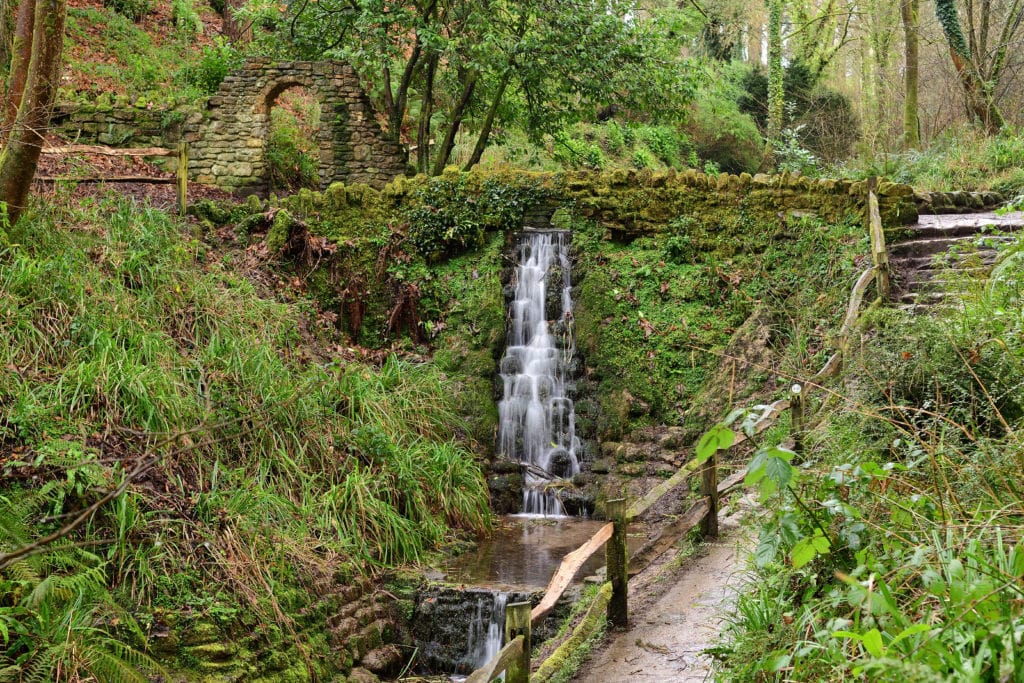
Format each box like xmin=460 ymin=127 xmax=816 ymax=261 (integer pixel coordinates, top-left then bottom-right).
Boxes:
xmin=838 ymin=126 xmax=1024 ymax=196
xmin=0 ymin=191 xmax=491 ymax=679
xmin=713 ymin=233 xmax=1024 ymax=681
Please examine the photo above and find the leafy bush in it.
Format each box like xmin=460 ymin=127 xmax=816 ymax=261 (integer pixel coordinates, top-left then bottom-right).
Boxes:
xmin=176 ymin=39 xmax=241 ymax=96
xmin=267 ymin=89 xmax=321 ymax=193
xmin=404 ymin=174 xmax=547 ymax=259
xmin=171 ymin=0 xmax=203 ymax=36
xmin=103 ymin=0 xmax=152 ymax=21
xmin=631 ymin=146 xmax=655 ymax=169
xmin=714 ymin=233 xmax=1024 ymax=681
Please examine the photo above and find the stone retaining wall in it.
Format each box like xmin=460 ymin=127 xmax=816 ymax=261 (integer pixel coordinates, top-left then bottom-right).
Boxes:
xmin=49 ymin=102 xmax=200 ymax=153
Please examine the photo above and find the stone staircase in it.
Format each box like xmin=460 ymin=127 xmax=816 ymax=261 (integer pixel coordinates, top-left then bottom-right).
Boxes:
xmin=889 ymin=211 xmax=1024 ymax=312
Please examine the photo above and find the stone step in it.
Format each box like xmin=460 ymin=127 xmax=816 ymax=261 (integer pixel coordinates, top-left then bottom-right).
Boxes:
xmin=902 ymin=268 xmax=990 ymax=288
xmin=890 ymin=235 xmax=1015 ymax=258
xmin=893 ymin=250 xmax=1002 ymax=271
xmin=899 ymin=290 xmax=961 ymax=305
xmin=910 ymin=212 xmax=1024 ymax=238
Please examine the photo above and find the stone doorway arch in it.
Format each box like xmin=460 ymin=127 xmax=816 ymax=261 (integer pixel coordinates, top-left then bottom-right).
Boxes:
xmin=189 ymin=60 xmax=408 ymax=194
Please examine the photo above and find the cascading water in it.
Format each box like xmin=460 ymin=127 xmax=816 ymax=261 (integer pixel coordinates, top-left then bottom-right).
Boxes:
xmin=463 ymin=591 xmax=509 ymax=670
xmin=497 ymin=230 xmax=580 ymax=516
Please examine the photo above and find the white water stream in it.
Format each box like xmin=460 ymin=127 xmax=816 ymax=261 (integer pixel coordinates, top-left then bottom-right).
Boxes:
xmin=497 ymin=231 xmax=580 ymax=516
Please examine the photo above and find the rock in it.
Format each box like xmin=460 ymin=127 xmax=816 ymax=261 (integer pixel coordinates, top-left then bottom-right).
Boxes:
xmin=347 ymin=667 xmax=380 ymax=683
xmin=617 ymin=462 xmax=645 ymax=477
xmin=591 ymin=457 xmax=614 ymax=475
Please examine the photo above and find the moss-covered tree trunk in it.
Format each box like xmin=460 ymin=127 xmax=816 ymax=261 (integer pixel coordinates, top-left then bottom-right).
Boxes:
xmin=900 ymin=0 xmax=920 ymax=148
xmin=2 ymin=0 xmax=34 ymax=133
xmin=0 ymin=0 xmax=66 ymax=227
xmin=762 ymin=0 xmax=784 ymax=167
xmin=934 ymin=0 xmax=1007 ymax=134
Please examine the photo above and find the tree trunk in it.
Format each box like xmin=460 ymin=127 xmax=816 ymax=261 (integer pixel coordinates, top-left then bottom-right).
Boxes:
xmin=0 ymin=0 xmax=17 ymax=70
xmin=0 ymin=0 xmax=66 ymax=226
xmin=387 ymin=39 xmax=422 ymax=144
xmin=3 ymin=0 xmax=35 ymax=132
xmin=949 ymin=48 xmax=1005 ymax=133
xmin=416 ymin=50 xmax=438 ymax=174
xmin=762 ymin=0 xmax=784 ymax=167
xmin=464 ymin=69 xmax=511 ymax=171
xmin=900 ymin=0 xmax=920 ymax=148
xmin=431 ymin=70 xmax=477 ymax=176
xmin=222 ymin=0 xmax=252 ymax=43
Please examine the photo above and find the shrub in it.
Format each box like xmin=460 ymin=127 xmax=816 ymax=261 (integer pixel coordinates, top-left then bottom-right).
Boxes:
xmin=267 ymin=89 xmax=322 ymax=193
xmin=177 ymin=40 xmax=242 ymax=96
xmin=631 ymin=146 xmax=655 ymax=169
xmin=103 ymin=0 xmax=152 ymax=21
xmin=172 ymin=0 xmax=203 ymax=36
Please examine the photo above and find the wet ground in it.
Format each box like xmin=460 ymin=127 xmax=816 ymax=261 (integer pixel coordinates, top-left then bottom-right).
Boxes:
xmin=572 ymin=499 xmax=754 ymax=683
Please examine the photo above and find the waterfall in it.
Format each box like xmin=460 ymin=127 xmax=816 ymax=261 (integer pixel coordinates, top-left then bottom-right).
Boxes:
xmin=464 ymin=591 xmax=508 ymax=670
xmin=497 ymin=230 xmax=580 ymax=516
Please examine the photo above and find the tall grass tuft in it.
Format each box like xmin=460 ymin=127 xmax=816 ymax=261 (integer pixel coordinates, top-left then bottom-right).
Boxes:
xmin=0 ymin=193 xmax=492 ymax=677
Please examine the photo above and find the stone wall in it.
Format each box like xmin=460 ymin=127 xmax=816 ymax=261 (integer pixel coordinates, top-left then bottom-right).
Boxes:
xmin=187 ymin=59 xmax=409 ymax=193
xmin=50 ymin=102 xmax=200 ymax=155
xmin=560 ymin=169 xmax=919 ymax=236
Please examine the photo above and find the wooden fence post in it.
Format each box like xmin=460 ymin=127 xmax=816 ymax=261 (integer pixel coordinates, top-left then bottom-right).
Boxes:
xmin=177 ymin=141 xmax=189 ymax=217
xmin=505 ymin=602 xmax=532 ymax=683
xmin=866 ymin=176 xmax=890 ymax=301
xmin=790 ymin=383 xmax=805 ymax=456
xmin=700 ymin=453 xmax=719 ymax=538
xmin=606 ymin=498 xmax=628 ymax=629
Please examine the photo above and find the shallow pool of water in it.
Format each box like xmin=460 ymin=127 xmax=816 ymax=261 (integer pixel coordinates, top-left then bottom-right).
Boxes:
xmin=439 ymin=515 xmax=621 ymax=589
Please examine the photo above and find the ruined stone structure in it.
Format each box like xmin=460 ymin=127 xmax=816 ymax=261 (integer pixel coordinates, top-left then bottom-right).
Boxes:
xmin=188 ymin=59 xmax=408 ymax=193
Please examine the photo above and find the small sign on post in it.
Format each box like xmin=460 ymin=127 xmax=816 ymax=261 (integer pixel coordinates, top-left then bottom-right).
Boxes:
xmin=790 ymin=383 xmax=805 ymax=456
xmin=606 ymin=498 xmax=628 ymax=628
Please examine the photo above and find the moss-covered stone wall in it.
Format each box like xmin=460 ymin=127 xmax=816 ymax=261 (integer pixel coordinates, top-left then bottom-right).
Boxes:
xmin=198 ymin=167 xmax=909 ymax=514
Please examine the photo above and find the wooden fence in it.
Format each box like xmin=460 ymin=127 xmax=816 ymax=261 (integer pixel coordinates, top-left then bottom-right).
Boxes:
xmin=39 ymin=142 xmax=190 ymax=216
xmin=464 ymin=179 xmax=893 ymax=683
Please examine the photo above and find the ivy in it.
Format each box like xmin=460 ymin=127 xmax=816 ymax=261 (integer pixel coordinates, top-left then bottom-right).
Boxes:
xmin=934 ymin=0 xmax=969 ymax=58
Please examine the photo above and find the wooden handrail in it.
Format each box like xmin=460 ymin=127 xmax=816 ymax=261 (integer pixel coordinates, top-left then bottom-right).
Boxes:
xmin=41 ymin=144 xmax=174 ymax=156
xmin=465 ymin=635 xmax=525 ymax=683
xmin=36 ymin=142 xmax=189 ymax=215
xmin=530 ymin=523 xmax=612 ymax=626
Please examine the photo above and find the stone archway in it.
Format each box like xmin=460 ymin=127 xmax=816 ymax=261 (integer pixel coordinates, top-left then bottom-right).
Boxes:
xmin=189 ymin=60 xmax=408 ymax=194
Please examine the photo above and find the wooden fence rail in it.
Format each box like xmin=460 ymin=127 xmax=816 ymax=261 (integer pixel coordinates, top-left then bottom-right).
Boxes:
xmin=38 ymin=142 xmax=189 ymax=216
xmin=465 ymin=180 xmax=893 ymax=682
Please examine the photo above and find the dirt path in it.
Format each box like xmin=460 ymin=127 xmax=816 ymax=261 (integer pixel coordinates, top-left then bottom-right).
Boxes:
xmin=572 ymin=502 xmax=753 ymax=683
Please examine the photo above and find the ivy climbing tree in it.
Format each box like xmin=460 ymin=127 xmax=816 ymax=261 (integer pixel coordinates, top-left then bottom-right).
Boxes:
xmin=934 ymin=0 xmax=1022 ymax=134
xmin=763 ymin=0 xmax=785 ymax=165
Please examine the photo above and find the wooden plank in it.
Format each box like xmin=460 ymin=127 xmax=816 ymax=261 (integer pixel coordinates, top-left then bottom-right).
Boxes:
xmin=34 ymin=175 xmax=174 ymax=183
xmin=625 ymin=398 xmax=789 ymax=522
xmin=533 ymin=582 xmax=612 ymax=682
xmin=466 ymin=636 xmax=525 ymax=683
xmin=628 ymin=500 xmax=709 ymax=576
xmin=41 ymin=144 xmax=174 ymax=157
xmin=176 ymin=141 xmax=189 ymax=216
xmin=606 ymin=499 xmax=628 ymax=628
xmin=530 ymin=522 xmax=613 ymax=626
xmin=700 ymin=453 xmax=719 ymax=538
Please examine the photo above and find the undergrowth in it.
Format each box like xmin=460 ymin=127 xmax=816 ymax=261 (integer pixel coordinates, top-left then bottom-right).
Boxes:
xmin=0 ymin=192 xmax=490 ymax=679
xmin=839 ymin=126 xmax=1024 ymax=196
xmin=713 ymin=234 xmax=1024 ymax=680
